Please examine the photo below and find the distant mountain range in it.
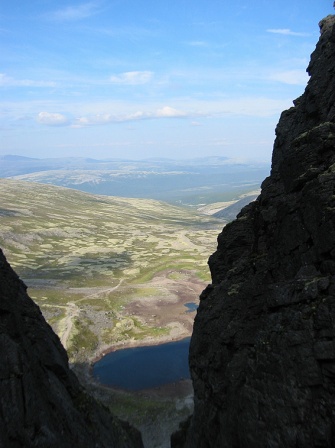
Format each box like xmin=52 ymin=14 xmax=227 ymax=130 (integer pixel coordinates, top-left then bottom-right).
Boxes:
xmin=0 ymin=155 xmax=270 ymax=205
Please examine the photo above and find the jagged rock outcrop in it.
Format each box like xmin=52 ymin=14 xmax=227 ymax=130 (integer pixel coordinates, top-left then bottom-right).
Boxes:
xmin=172 ymin=14 xmax=335 ymax=448
xmin=0 ymin=249 xmax=143 ymax=448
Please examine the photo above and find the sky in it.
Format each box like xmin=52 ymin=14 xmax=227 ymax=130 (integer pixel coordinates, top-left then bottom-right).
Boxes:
xmin=0 ymin=1 xmax=333 ymax=162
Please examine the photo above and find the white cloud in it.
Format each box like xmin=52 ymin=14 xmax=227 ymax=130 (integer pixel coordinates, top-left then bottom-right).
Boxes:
xmin=71 ymin=117 xmax=91 ymax=127
xmin=156 ymin=106 xmax=186 ymax=118
xmin=268 ymin=69 xmax=309 ymax=85
xmin=47 ymin=2 xmax=101 ymax=21
xmin=94 ymin=112 xmax=148 ymax=123
xmin=37 ymin=112 xmax=69 ymax=126
xmin=125 ymin=111 xmax=148 ymax=120
xmin=4 ymin=94 xmax=292 ymax=132
xmin=73 ymin=105 xmax=187 ymax=126
xmin=109 ymin=71 xmax=153 ymax=85
xmin=0 ymin=73 xmax=56 ymax=88
xmin=266 ymin=28 xmax=310 ymax=37
xmin=72 ymin=106 xmax=188 ymax=128
xmin=73 ymin=111 xmax=145 ymax=126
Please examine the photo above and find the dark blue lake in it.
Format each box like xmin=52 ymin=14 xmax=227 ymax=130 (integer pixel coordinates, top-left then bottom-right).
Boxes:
xmin=93 ymin=338 xmax=190 ymax=391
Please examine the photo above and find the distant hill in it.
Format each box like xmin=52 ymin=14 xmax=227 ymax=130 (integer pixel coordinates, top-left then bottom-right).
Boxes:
xmin=0 ymin=155 xmax=269 ymax=204
xmin=213 ymin=193 xmax=259 ymax=221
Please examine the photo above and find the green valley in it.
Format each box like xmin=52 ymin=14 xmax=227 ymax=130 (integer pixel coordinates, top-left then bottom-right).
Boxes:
xmin=0 ymin=179 xmax=222 ymax=363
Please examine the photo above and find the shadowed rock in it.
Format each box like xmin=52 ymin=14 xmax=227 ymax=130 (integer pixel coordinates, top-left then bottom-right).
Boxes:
xmin=172 ymin=14 xmax=335 ymax=448
xmin=0 ymin=249 xmax=143 ymax=448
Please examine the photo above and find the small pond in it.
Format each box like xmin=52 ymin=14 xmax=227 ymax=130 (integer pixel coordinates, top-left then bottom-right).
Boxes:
xmin=184 ymin=302 xmax=198 ymax=313
xmin=93 ymin=338 xmax=191 ymax=391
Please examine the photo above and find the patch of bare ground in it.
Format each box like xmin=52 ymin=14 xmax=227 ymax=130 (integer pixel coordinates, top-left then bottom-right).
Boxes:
xmin=124 ymin=270 xmax=203 ymax=337
xmin=89 ymin=269 xmax=204 ymax=360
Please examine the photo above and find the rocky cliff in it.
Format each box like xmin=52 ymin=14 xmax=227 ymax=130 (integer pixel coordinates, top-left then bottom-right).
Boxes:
xmin=172 ymin=14 xmax=335 ymax=448
xmin=0 ymin=249 xmax=143 ymax=448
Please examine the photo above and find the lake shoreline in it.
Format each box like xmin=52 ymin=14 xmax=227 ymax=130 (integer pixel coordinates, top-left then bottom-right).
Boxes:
xmin=91 ymin=329 xmax=192 ymax=364
xmin=87 ymin=331 xmax=193 ymax=394
xmin=73 ymin=318 xmax=195 ymax=448
xmin=81 ymin=290 xmax=199 ymax=396
xmin=93 ymin=337 xmax=191 ymax=391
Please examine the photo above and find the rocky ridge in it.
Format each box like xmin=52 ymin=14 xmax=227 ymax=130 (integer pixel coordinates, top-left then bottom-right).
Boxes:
xmin=172 ymin=14 xmax=335 ymax=448
xmin=0 ymin=249 xmax=143 ymax=448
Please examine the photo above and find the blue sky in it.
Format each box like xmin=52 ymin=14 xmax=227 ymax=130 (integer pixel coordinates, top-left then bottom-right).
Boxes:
xmin=0 ymin=1 xmax=333 ymax=162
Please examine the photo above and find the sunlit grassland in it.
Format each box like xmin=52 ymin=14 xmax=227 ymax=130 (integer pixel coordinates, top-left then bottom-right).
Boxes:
xmin=0 ymin=179 xmax=222 ymax=361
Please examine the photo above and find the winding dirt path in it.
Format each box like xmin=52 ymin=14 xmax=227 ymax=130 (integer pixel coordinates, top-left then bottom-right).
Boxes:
xmin=68 ymin=279 xmax=124 ymax=301
xmin=57 ymin=280 xmax=125 ymax=349
xmin=60 ymin=302 xmax=80 ymax=349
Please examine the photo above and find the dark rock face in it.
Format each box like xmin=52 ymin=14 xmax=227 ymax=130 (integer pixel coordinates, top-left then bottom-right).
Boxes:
xmin=0 ymin=249 xmax=143 ymax=448
xmin=173 ymin=15 xmax=335 ymax=448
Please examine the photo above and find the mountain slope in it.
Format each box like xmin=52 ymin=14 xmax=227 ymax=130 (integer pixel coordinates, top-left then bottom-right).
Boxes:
xmin=173 ymin=14 xmax=335 ymax=448
xmin=213 ymin=193 xmax=259 ymax=221
xmin=0 ymin=179 xmax=221 ymax=361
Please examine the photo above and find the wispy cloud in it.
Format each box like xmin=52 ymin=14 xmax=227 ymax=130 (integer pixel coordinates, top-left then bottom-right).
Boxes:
xmin=266 ymin=28 xmax=310 ymax=37
xmin=7 ymin=93 xmax=293 ymax=132
xmin=0 ymin=73 xmax=56 ymax=88
xmin=46 ymin=2 xmax=101 ymax=21
xmin=156 ymin=106 xmax=186 ymax=118
xmin=73 ymin=111 xmax=146 ymax=126
xmin=73 ymin=106 xmax=187 ymax=126
xmin=37 ymin=112 xmax=69 ymax=126
xmin=268 ymin=69 xmax=309 ymax=85
xmin=109 ymin=71 xmax=154 ymax=85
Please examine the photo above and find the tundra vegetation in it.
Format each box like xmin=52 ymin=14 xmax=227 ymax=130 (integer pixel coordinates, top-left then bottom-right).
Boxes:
xmin=0 ymin=179 xmax=224 ymax=360
xmin=0 ymin=178 xmax=254 ymax=447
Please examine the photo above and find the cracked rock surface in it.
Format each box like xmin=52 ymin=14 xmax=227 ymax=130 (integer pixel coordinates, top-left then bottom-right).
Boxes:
xmin=172 ymin=14 xmax=335 ymax=448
